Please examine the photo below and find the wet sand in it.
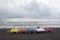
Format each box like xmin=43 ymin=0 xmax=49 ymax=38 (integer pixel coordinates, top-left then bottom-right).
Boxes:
xmin=0 ymin=28 xmax=60 ymax=40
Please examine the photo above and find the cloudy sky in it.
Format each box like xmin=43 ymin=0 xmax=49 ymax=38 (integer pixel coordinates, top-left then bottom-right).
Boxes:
xmin=0 ymin=0 xmax=60 ymax=21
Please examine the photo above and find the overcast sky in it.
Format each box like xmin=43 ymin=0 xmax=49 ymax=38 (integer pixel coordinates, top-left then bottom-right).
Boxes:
xmin=0 ymin=0 xmax=60 ymax=21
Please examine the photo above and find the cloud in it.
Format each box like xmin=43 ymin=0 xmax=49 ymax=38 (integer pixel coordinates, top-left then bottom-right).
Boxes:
xmin=0 ymin=0 xmax=60 ymax=21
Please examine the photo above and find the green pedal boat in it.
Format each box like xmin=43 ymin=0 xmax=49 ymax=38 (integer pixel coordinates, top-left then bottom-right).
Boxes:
xmin=28 ymin=28 xmax=36 ymax=33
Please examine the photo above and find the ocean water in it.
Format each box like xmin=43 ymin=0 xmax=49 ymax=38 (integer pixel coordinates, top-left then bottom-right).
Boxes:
xmin=0 ymin=22 xmax=60 ymax=28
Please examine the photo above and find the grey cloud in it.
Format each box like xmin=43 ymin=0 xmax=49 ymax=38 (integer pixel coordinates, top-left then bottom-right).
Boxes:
xmin=0 ymin=0 xmax=60 ymax=21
